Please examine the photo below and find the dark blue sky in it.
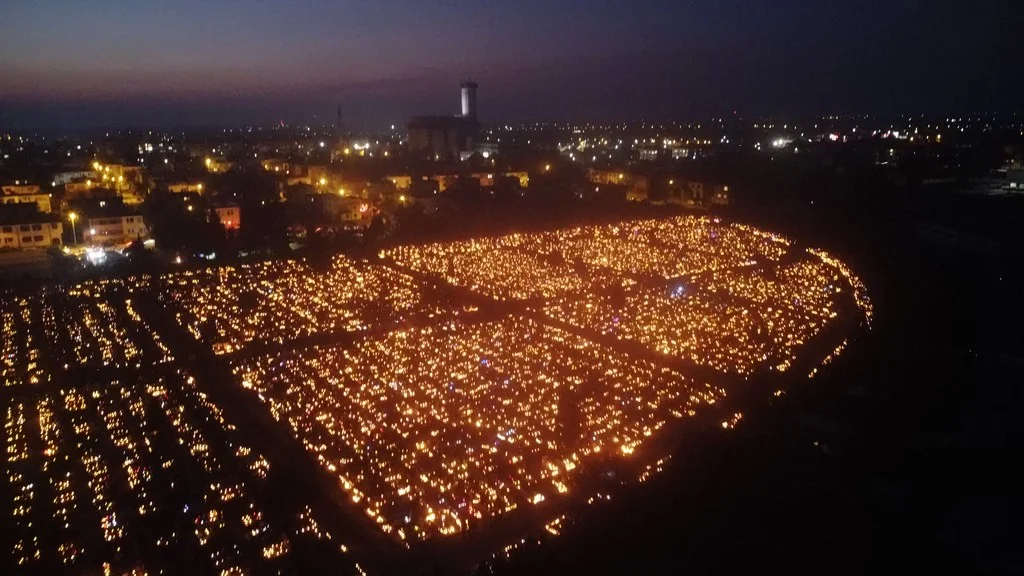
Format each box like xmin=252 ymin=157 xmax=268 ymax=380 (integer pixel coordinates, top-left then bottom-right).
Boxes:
xmin=1 ymin=0 xmax=1018 ymax=129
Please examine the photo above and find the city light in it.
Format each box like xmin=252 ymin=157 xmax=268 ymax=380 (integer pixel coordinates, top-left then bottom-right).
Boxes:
xmin=68 ymin=211 xmax=79 ymax=244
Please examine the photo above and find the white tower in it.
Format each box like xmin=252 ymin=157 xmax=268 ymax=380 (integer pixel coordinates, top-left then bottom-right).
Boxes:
xmin=460 ymin=81 xmax=478 ymax=120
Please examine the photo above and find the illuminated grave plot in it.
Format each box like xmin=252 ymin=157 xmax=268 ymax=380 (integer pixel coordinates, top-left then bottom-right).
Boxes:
xmin=233 ymin=317 xmax=723 ymax=541
xmin=1 ymin=371 xmax=358 ymax=574
xmin=383 ymin=239 xmax=622 ymax=301
xmin=45 ymin=283 xmax=175 ymax=368
xmin=541 ymin=262 xmax=844 ymax=375
xmin=519 ymin=216 xmax=790 ymax=279
xmin=383 ymin=216 xmax=793 ymax=304
xmin=385 ymin=217 xmax=868 ymax=376
xmin=3 ymin=282 xmax=174 ymax=382
xmin=629 ymin=216 xmax=790 ymax=264
xmin=161 ymin=256 xmax=448 ymax=354
xmin=1 ymin=296 xmax=46 ymax=388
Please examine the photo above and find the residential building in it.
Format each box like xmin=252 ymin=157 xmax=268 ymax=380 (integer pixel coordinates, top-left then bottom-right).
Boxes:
xmin=93 ymin=162 xmax=145 ymax=186
xmin=0 ymin=204 xmax=63 ymax=250
xmin=387 ymin=175 xmax=413 ymax=190
xmin=204 ymin=157 xmax=234 ymax=174
xmin=81 ymin=203 xmax=149 ymax=246
xmin=469 ymin=172 xmax=529 ymax=188
xmin=64 ymin=178 xmax=102 ymax=199
xmin=307 ymin=165 xmax=330 ymax=185
xmin=2 ymin=183 xmax=52 ymax=213
xmin=287 ymin=187 xmax=373 ymax=231
xmin=262 ymin=158 xmax=294 ymax=174
xmin=637 ymin=147 xmax=660 ymax=161
xmin=212 ymin=203 xmax=241 ymax=230
xmin=53 ymin=170 xmax=99 ymax=186
xmin=93 ymin=162 xmax=147 ymax=204
xmin=167 ymin=182 xmax=205 ymax=194
xmin=331 ymin=196 xmax=373 ymax=229
xmin=710 ymin=185 xmax=731 ymax=206
xmin=588 ymin=170 xmax=651 ymax=199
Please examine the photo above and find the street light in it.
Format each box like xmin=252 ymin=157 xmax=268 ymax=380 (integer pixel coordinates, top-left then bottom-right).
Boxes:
xmin=68 ymin=212 xmax=78 ymax=245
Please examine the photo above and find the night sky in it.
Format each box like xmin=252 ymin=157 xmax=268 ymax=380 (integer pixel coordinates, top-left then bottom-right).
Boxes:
xmin=0 ymin=0 xmax=1018 ymax=130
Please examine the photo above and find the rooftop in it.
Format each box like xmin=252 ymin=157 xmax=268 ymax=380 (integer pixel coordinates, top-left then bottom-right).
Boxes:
xmin=0 ymin=203 xmax=60 ymax=225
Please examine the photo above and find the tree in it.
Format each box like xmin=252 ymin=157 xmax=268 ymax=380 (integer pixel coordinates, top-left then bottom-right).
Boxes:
xmin=143 ymin=188 xmax=194 ymax=251
xmin=647 ymin=180 xmax=669 ymax=203
xmin=239 ymin=201 xmax=289 ymax=253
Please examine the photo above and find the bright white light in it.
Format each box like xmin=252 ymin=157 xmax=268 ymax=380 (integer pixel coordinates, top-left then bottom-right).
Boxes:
xmin=85 ymin=248 xmax=106 ymax=264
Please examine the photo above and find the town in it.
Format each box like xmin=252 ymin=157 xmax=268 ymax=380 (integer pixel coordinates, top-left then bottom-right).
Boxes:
xmin=3 ymin=82 xmax=1021 ymax=282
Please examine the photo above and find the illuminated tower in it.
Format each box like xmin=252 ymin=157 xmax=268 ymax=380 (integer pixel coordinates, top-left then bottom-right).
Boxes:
xmin=460 ymin=81 xmax=478 ymax=121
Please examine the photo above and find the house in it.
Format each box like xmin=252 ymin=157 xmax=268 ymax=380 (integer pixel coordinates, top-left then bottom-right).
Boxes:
xmin=78 ymin=202 xmax=149 ymax=246
xmin=0 ymin=204 xmax=63 ymax=250
xmin=92 ymin=162 xmax=147 ymax=205
xmin=2 ymin=183 xmax=52 ymax=213
xmin=211 ymin=203 xmax=241 ymax=230
xmin=469 ymin=172 xmax=529 ymax=188
xmin=286 ymin=186 xmax=374 ymax=232
xmin=588 ymin=170 xmax=651 ymax=200
xmin=64 ymin=178 xmax=103 ymax=199
xmin=53 ymin=170 xmax=99 ymax=186
xmin=167 ymin=182 xmax=205 ymax=194
xmin=310 ymin=194 xmax=373 ymax=229
xmin=387 ymin=175 xmax=413 ymax=190
xmin=262 ymin=158 xmax=294 ymax=174
xmin=204 ymin=157 xmax=234 ymax=174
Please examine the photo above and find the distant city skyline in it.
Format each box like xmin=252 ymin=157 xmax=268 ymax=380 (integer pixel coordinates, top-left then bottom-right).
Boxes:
xmin=1 ymin=0 xmax=1019 ymax=130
